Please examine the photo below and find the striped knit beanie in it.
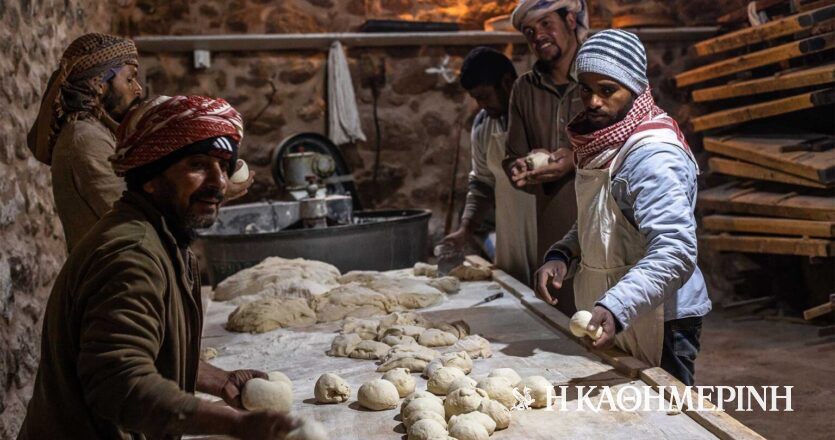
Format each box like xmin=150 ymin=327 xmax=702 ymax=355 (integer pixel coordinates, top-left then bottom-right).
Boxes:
xmin=574 ymin=29 xmax=648 ymax=95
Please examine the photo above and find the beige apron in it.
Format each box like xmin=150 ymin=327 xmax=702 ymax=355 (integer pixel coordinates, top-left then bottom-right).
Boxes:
xmin=572 ymin=145 xmax=664 ymax=367
xmin=486 ymin=130 xmax=539 ymax=286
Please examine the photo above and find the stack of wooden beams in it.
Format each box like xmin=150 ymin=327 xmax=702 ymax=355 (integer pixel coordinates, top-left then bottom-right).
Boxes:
xmin=675 ymin=2 xmax=835 ymax=257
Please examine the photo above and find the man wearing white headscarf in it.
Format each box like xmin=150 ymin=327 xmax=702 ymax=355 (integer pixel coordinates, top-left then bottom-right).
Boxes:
xmin=503 ymin=0 xmax=588 ymax=312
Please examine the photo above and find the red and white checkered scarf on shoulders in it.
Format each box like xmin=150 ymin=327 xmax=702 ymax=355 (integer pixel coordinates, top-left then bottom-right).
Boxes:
xmin=567 ymin=88 xmax=690 ymax=169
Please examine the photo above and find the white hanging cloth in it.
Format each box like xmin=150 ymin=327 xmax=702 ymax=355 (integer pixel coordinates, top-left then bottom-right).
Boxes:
xmin=327 ymin=41 xmax=366 ymax=145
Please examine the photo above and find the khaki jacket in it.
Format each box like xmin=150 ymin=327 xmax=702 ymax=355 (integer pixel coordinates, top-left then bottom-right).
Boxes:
xmin=51 ymin=117 xmax=125 ymax=250
xmin=19 ymin=192 xmax=203 ymax=440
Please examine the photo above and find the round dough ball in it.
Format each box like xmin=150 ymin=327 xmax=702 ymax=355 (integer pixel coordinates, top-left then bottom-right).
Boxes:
xmin=488 ymin=368 xmax=522 ymax=388
xmin=441 ymin=351 xmax=473 ymax=374
xmin=268 ymin=371 xmax=292 ymax=386
xmin=230 ymin=159 xmax=250 ymax=183
xmin=525 ymin=151 xmax=551 ymax=171
xmin=357 ymin=379 xmax=400 ymax=411
xmin=403 ymin=410 xmax=448 ymax=429
xmin=444 ymin=387 xmax=488 ymax=419
xmin=423 ymin=358 xmax=443 ymax=379
xmin=418 ymin=328 xmax=458 ymax=347
xmin=242 ymin=378 xmax=293 ymax=412
xmin=407 ymin=418 xmax=447 ymax=440
xmin=476 ymin=376 xmax=515 ymax=409
xmin=478 ymin=399 xmax=511 ymax=430
xmin=427 ymin=366 xmax=466 ymax=395
xmin=286 ymin=416 xmax=327 ymax=440
xmin=448 ymin=418 xmax=488 ymax=440
xmin=449 ymin=411 xmax=496 ymax=435
xmin=401 ymin=391 xmax=442 ymax=415
xmin=446 ymin=376 xmax=477 ymax=394
xmin=349 ymin=340 xmax=391 ymax=360
xmin=518 ymin=376 xmax=553 ymax=408
xmin=569 ymin=310 xmax=603 ymax=340
xmin=314 ymin=373 xmax=350 ymax=403
xmin=382 ymin=368 xmax=416 ymax=397
xmin=381 ymin=334 xmax=417 ymax=346
xmin=402 ymin=397 xmax=446 ymax=421
xmin=326 ymin=333 xmax=362 ymax=357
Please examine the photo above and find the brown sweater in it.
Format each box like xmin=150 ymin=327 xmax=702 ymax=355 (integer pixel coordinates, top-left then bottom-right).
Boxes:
xmin=18 ymin=192 xmax=203 ymax=440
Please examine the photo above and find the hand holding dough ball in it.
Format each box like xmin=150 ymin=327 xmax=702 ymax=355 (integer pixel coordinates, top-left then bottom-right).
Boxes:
xmin=517 ymin=376 xmax=553 ymax=408
xmin=230 ymin=159 xmax=250 ymax=183
xmin=449 ymin=411 xmax=496 ymax=435
xmin=357 ymin=379 xmax=400 ymax=410
xmin=314 ymin=373 xmax=350 ymax=403
xmin=478 ymin=399 xmax=511 ymax=430
xmin=525 ymin=151 xmax=551 ymax=171
xmin=427 ymin=366 xmax=466 ymax=395
xmin=241 ymin=378 xmax=293 ymax=412
xmin=476 ymin=376 xmax=515 ymax=409
xmin=407 ymin=418 xmax=448 ymax=440
xmin=570 ymin=310 xmax=603 ymax=340
xmin=382 ymin=368 xmax=416 ymax=397
xmin=444 ymin=387 xmax=488 ymax=419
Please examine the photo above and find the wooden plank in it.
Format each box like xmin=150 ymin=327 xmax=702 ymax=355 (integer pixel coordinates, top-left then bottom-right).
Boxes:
xmin=703 ymin=135 xmax=835 ymax=184
xmin=675 ymin=33 xmax=835 ymax=87
xmin=700 ymin=233 xmax=834 ymax=256
xmin=692 ymin=63 xmax=835 ymax=101
xmin=691 ymin=87 xmax=835 ymax=131
xmin=708 ymin=157 xmax=831 ymax=188
xmin=698 ymin=182 xmax=835 ymax=221
xmin=803 ymin=301 xmax=834 ymax=320
xmin=640 ymin=367 xmax=767 ymax=440
xmin=702 ymin=214 xmax=835 ymax=237
xmin=717 ymin=0 xmax=789 ymax=25
xmin=695 ymin=5 xmax=835 ymax=56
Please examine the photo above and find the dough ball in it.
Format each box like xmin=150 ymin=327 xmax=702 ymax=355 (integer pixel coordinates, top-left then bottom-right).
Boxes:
xmin=431 ymin=320 xmax=470 ymax=339
xmin=445 ymin=335 xmax=492 ymax=359
xmin=447 ymin=418 xmax=488 ymax=440
xmin=401 ymin=391 xmax=442 ymax=415
xmin=326 ymin=333 xmax=362 ymax=357
xmin=226 ymin=297 xmax=316 ymax=333
xmin=449 ymin=411 xmax=496 ymax=435
xmin=200 ymin=347 xmax=218 ymax=361
xmin=427 ymin=366 xmax=466 ymax=396
xmin=488 ymin=368 xmax=522 ymax=388
xmin=448 ymin=264 xmax=491 ymax=281
xmin=403 ymin=409 xmax=448 ymax=429
xmin=285 ymin=416 xmax=327 ymax=440
xmin=569 ymin=310 xmax=603 ymax=340
xmin=413 ymin=262 xmax=439 ymax=277
xmin=426 ymin=276 xmax=460 ymax=294
xmin=478 ymin=399 xmax=511 ymax=430
xmin=407 ymin=418 xmax=447 ymax=440
xmin=381 ymin=324 xmax=426 ymax=340
xmin=382 ymin=368 xmax=416 ymax=397
xmin=377 ymin=344 xmax=439 ymax=373
xmin=402 ymin=397 xmax=446 ymax=420
xmin=418 ymin=328 xmax=458 ymax=347
xmin=446 ymin=376 xmax=478 ymax=394
xmin=242 ymin=378 xmax=293 ymax=412
xmin=357 ymin=379 xmax=400 ymax=411
xmin=349 ymin=340 xmax=391 ymax=360
xmin=314 ymin=373 xmax=350 ymax=403
xmin=525 ymin=151 xmax=551 ymax=171
xmin=423 ymin=358 xmax=443 ymax=379
xmin=423 ymin=351 xmax=472 ymax=379
xmin=476 ymin=376 xmax=515 ymax=409
xmin=381 ymin=334 xmax=417 ymax=346
xmin=518 ymin=376 xmax=553 ymax=408
xmin=230 ymin=159 xmax=250 ymax=184
xmin=342 ymin=317 xmax=380 ymax=340
xmin=444 ymin=387 xmax=488 ymax=419
xmin=379 ymin=311 xmax=429 ymax=332
xmin=267 ymin=371 xmax=292 ymax=386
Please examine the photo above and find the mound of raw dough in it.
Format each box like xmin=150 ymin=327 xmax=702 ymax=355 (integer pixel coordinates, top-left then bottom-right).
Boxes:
xmin=427 ymin=366 xmax=466 ymax=396
xmin=377 ymin=344 xmax=440 ymax=373
xmin=358 ymin=379 xmax=400 ymax=411
xmin=310 ymin=283 xmax=395 ymax=322
xmin=382 ymin=367 xmax=416 ymax=397
xmin=379 ymin=311 xmax=428 ymax=332
xmin=314 ymin=373 xmax=350 ymax=403
xmin=402 ymin=397 xmax=446 ymax=420
xmin=413 ymin=262 xmax=438 ymax=277
xmin=349 ymin=340 xmax=391 ymax=360
xmin=365 ymin=278 xmax=445 ymax=310
xmin=418 ymin=328 xmax=458 ymax=347
xmin=341 ymin=317 xmax=380 ymax=340
xmin=226 ymin=297 xmax=316 ymax=333
xmin=476 ymin=376 xmax=515 ymax=409
xmin=450 ymin=411 xmax=495 ymax=435
xmin=448 ymin=417 xmax=488 ymax=440
xmin=430 ymin=320 xmax=470 ymax=339
xmin=426 ymin=276 xmax=460 ymax=294
xmin=241 ymin=378 xmax=293 ymax=412
xmin=448 ymin=264 xmax=492 ymax=281
xmin=403 ymin=409 xmax=447 ymax=429
xmin=444 ymin=387 xmax=488 ymax=419
xmin=407 ymin=418 xmax=447 ymax=440
xmin=446 ymin=376 xmax=477 ymax=394
xmin=518 ymin=376 xmax=552 ymax=408
xmin=488 ymin=368 xmax=522 ymax=388
xmin=478 ymin=399 xmax=511 ymax=430
xmin=326 ymin=333 xmax=362 ymax=357
xmin=401 ymin=390 xmax=443 ymax=415
xmin=214 ymin=257 xmax=340 ymax=302
xmin=445 ymin=335 xmax=492 ymax=359
xmin=337 ymin=270 xmax=386 ymax=284
xmin=424 ymin=351 xmax=473 ymax=378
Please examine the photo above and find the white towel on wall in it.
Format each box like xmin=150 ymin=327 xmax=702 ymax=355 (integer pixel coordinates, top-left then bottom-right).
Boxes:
xmin=328 ymin=41 xmax=366 ymax=145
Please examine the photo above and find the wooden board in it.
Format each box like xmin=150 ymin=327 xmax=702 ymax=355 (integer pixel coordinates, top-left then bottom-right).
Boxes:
xmin=692 ymin=63 xmax=835 ymax=102
xmin=691 ymin=87 xmax=835 ymax=131
xmin=708 ymin=157 xmax=831 ymax=188
xmin=675 ymin=33 xmax=835 ymax=87
xmin=701 ymin=233 xmax=835 ymax=256
xmin=640 ymin=368 xmax=767 ymax=440
xmin=698 ymin=182 xmax=835 ymax=221
xmin=695 ymin=5 xmax=835 ymax=56
xmin=702 ymin=214 xmax=835 ymax=237
xmin=703 ymin=135 xmax=835 ymax=184
xmin=717 ymin=0 xmax=789 ymax=25
xmin=803 ymin=298 xmax=834 ymax=320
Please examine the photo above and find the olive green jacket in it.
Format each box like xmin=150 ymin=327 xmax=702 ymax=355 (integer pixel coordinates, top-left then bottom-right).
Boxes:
xmin=19 ymin=192 xmax=203 ymax=440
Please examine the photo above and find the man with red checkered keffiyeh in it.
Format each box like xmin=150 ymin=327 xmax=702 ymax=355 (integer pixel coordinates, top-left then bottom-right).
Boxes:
xmin=19 ymin=96 xmax=294 ymax=440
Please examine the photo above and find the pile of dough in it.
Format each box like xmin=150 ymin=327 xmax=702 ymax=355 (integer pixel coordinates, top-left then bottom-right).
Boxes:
xmin=341 ymin=317 xmax=380 ymax=340
xmin=377 ymin=344 xmax=439 ymax=373
xmin=381 ymin=334 xmax=417 ymax=346
xmin=382 ymin=367 xmax=416 ymax=397
xmin=241 ymin=377 xmax=293 ymax=412
xmin=349 ymin=340 xmax=391 ymax=360
xmin=314 ymin=373 xmax=350 ymax=403
xmin=285 ymin=415 xmax=328 ymax=440
xmin=427 ymin=366 xmax=466 ymax=395
xmin=310 ymin=284 xmax=395 ymax=322
xmin=337 ymin=270 xmax=386 ymax=284
xmin=366 ymin=277 xmax=445 ymax=310
xmin=448 ymin=417 xmax=489 ymax=440
xmin=402 ymin=397 xmax=446 ymax=420
xmin=407 ymin=418 xmax=447 ymax=440
xmin=426 ymin=276 xmax=460 ymax=294
xmin=476 ymin=377 xmax=515 ymax=409
xmin=444 ymin=387 xmax=488 ymax=419
xmin=326 ymin=333 xmax=362 ymax=357
xmin=487 ymin=368 xmax=522 ymax=387
xmin=380 ymin=324 xmax=425 ymax=340
xmin=401 ymin=390 xmax=443 ymax=415
xmin=427 ymin=351 xmax=473 ymax=376
xmin=214 ymin=257 xmax=340 ymax=302
xmin=449 ymin=411 xmax=496 ymax=435
xmin=478 ymin=399 xmax=511 ymax=430
xmin=379 ymin=311 xmax=428 ymax=332
xmin=358 ymin=379 xmax=400 ymax=411
xmin=446 ymin=376 xmax=478 ymax=394
xmin=418 ymin=328 xmax=458 ymax=347
xmin=430 ymin=320 xmax=470 ymax=339
xmin=226 ymin=297 xmax=316 ymax=333
xmin=448 ymin=264 xmax=492 ymax=281
xmin=413 ymin=262 xmax=438 ymax=277
xmin=517 ymin=376 xmax=553 ymax=408
xmin=403 ymin=410 xmax=447 ymax=430
xmin=446 ymin=335 xmax=492 ymax=359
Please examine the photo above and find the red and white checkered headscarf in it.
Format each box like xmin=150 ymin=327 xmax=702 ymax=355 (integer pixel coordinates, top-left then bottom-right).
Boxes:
xmin=110 ymin=95 xmax=243 ymax=176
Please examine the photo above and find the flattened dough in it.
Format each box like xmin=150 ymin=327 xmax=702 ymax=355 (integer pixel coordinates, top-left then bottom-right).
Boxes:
xmin=214 ymin=257 xmax=339 ymax=302
xmin=226 ymin=297 xmax=316 ymax=333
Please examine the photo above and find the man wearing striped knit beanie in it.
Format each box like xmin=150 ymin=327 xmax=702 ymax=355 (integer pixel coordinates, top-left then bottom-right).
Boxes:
xmin=535 ymin=29 xmax=712 ymax=386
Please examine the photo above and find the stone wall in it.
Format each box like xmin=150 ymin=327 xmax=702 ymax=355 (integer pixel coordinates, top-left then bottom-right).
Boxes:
xmin=0 ymin=1 xmax=113 ymax=437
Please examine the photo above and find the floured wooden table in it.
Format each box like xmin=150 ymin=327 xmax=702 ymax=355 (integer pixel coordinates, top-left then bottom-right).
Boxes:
xmin=194 ymin=269 xmax=757 ymax=440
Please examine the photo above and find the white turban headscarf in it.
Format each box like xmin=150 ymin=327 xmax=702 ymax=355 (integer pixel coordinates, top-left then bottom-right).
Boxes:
xmin=511 ymin=0 xmax=589 ymax=43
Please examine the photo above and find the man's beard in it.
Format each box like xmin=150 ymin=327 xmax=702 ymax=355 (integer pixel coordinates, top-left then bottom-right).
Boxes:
xmin=103 ymin=88 xmax=139 ymax=123
xmin=152 ymin=181 xmax=225 ymax=246
xmin=586 ymin=96 xmax=636 ymax=131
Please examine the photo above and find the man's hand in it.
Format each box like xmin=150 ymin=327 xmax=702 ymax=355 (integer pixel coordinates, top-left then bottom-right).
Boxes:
xmin=534 ymin=260 xmax=568 ymax=306
xmin=232 ymin=410 xmax=295 ymax=440
xmin=588 ymin=305 xmax=617 ymax=349
xmin=511 ymin=148 xmax=574 ymax=187
xmin=220 ymin=369 xmax=268 ymax=409
xmin=225 ymin=160 xmax=255 ymax=202
xmin=440 ymin=226 xmax=473 ymax=251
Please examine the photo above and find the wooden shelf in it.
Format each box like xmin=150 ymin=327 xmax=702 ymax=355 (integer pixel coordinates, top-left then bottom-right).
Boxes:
xmin=692 ymin=64 xmax=835 ymax=102
xmin=702 ymin=214 xmax=835 ymax=237
xmin=701 ymin=233 xmax=835 ymax=257
xmin=698 ymin=181 xmax=835 ymax=221
xmin=708 ymin=157 xmax=831 ymax=188
xmin=690 ymin=87 xmax=835 ymax=131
